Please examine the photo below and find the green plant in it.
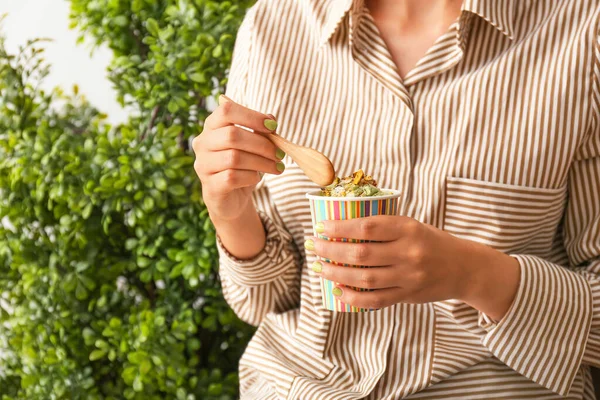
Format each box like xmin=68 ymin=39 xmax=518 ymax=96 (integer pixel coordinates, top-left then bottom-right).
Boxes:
xmin=0 ymin=1 xmax=255 ymax=398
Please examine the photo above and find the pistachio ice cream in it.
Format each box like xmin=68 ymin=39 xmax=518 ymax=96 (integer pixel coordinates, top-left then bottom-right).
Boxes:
xmin=319 ymin=170 xmax=389 ymax=197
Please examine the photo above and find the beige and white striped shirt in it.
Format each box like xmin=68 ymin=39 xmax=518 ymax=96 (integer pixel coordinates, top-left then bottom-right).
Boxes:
xmin=216 ymin=0 xmax=600 ymax=398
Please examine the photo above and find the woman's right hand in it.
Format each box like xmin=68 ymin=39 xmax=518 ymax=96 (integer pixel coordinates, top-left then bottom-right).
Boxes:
xmin=192 ymin=95 xmax=285 ymax=222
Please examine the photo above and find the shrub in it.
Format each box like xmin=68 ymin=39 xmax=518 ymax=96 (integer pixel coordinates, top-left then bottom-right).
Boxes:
xmin=0 ymin=1 xmax=255 ymax=398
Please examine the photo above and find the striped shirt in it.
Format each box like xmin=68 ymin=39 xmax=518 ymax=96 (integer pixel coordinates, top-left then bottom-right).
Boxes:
xmin=216 ymin=0 xmax=600 ymax=398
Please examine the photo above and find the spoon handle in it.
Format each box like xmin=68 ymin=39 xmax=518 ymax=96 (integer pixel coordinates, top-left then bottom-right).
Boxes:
xmin=259 ymin=131 xmax=294 ymax=152
xmin=258 ymin=131 xmax=336 ymax=186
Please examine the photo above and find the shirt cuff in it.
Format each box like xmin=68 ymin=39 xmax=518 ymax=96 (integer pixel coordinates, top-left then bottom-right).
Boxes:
xmin=479 ymin=254 xmax=593 ymax=396
xmin=217 ymin=211 xmax=296 ymax=287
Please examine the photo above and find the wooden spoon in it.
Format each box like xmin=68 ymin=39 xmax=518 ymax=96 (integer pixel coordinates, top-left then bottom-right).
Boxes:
xmin=218 ymin=95 xmax=336 ymax=186
xmin=259 ymin=131 xmax=336 ymax=187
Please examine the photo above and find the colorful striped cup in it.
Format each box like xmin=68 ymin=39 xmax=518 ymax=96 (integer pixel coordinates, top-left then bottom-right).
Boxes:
xmin=306 ymin=190 xmax=401 ymax=312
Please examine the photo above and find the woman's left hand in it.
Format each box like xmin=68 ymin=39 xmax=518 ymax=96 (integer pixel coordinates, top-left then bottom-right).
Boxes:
xmin=304 ymin=215 xmax=521 ymax=320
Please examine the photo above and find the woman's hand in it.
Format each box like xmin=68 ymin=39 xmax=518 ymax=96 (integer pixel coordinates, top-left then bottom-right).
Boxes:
xmin=193 ymin=95 xmax=285 ymax=259
xmin=192 ymin=95 xmax=285 ymax=222
xmin=304 ymin=215 xmax=521 ymax=320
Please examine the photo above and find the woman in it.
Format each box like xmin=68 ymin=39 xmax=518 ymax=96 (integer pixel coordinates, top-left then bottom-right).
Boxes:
xmin=193 ymin=0 xmax=600 ymax=398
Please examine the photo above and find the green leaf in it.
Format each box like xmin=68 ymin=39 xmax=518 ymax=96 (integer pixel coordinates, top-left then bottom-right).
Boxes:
xmin=141 ymin=323 xmax=150 ymax=338
xmin=159 ymin=25 xmax=174 ymax=41
xmin=82 ymin=377 xmax=95 ymax=389
xmin=146 ymin=18 xmax=159 ymax=36
xmin=75 ymin=262 xmax=90 ymax=272
xmin=21 ymin=375 xmax=36 ymax=388
xmin=89 ymin=349 xmax=107 ymax=361
xmin=133 ymin=376 xmax=143 ymax=392
xmin=151 ymin=355 xmax=163 ymax=366
xmin=82 ymin=202 xmax=93 ymax=219
xmin=132 ymin=158 xmax=143 ymax=171
xmin=122 ymin=366 xmax=137 ymax=384
xmin=151 ymin=150 xmax=166 ymax=164
xmin=82 ymin=327 xmax=95 ymax=342
xmin=96 ymin=295 xmax=107 ymax=308
xmin=189 ymin=376 xmax=198 ymax=388
xmin=164 ymin=125 xmax=181 ymax=137
xmin=79 ymin=275 xmax=97 ymax=291
xmin=128 ymin=351 xmax=145 ymax=364
xmin=75 ymin=283 xmax=89 ymax=300
xmin=140 ymin=269 xmax=153 ymax=283
xmin=154 ymin=62 xmax=165 ymax=73
xmin=220 ymin=33 xmax=233 ymax=43
xmin=156 ymin=259 xmax=170 ymax=272
xmin=167 ymin=249 xmax=180 ymax=260
xmin=63 ymin=274 xmax=77 ymax=292
xmin=207 ymin=383 xmax=222 ymax=395
xmin=189 ymin=72 xmax=206 ymax=83
xmin=114 ymin=16 xmax=128 ymax=27
xmin=142 ymin=197 xmax=155 ymax=211
xmin=212 ymin=44 xmax=223 ymax=58
xmin=137 ymin=257 xmax=152 ymax=268
xmin=125 ymin=238 xmax=138 ymax=250
xmin=173 ymin=228 xmax=188 ymax=241
xmin=140 ymin=359 xmax=152 ymax=375
xmin=168 ymin=185 xmax=186 ymax=196
xmin=169 ymin=263 xmax=184 ymax=278
xmin=167 ymin=99 xmax=179 ymax=113
xmin=154 ymin=177 xmax=167 ymax=191
xmin=102 ymin=327 xmax=115 ymax=337
xmin=187 ymin=338 xmax=201 ymax=351
xmin=110 ymin=317 xmax=122 ymax=329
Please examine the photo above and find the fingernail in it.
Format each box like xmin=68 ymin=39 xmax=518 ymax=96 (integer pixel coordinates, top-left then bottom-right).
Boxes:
xmin=311 ymin=261 xmax=323 ymax=273
xmin=276 ymin=162 xmax=285 ymax=172
xmin=332 ymin=287 xmax=343 ymax=297
xmin=304 ymin=239 xmax=314 ymax=251
xmin=315 ymin=222 xmax=325 ymax=233
xmin=264 ymin=119 xmax=278 ymax=131
xmin=276 ymin=148 xmax=286 ymax=160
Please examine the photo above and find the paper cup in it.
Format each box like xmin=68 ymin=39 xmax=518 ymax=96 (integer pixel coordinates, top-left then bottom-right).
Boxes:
xmin=306 ymin=190 xmax=401 ymax=312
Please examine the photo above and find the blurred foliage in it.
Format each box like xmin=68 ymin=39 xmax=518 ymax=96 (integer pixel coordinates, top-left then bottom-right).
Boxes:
xmin=0 ymin=1 xmax=255 ymax=398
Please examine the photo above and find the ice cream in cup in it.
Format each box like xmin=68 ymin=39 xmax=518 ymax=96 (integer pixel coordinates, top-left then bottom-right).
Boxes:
xmin=306 ymin=170 xmax=401 ymax=312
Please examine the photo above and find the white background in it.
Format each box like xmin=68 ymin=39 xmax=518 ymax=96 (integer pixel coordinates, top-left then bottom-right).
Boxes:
xmin=1 ymin=0 xmax=128 ymax=123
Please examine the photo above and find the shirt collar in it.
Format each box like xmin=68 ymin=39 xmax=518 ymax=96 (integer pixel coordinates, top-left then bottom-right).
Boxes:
xmin=317 ymin=0 xmax=355 ymax=46
xmin=461 ymin=0 xmax=516 ymax=40
xmin=318 ymin=0 xmax=516 ymax=46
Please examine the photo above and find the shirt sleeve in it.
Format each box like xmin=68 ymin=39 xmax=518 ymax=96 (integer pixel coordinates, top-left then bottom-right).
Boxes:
xmin=478 ymin=256 xmax=599 ymax=396
xmin=431 ymin=28 xmax=600 ymax=396
xmin=217 ymin=189 xmax=302 ymax=326
xmin=474 ymin=53 xmax=600 ymax=395
xmin=215 ymin=6 xmax=302 ymax=327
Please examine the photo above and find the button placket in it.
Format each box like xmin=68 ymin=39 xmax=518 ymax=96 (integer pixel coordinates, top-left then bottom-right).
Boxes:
xmin=349 ymin=8 xmax=414 ymax=109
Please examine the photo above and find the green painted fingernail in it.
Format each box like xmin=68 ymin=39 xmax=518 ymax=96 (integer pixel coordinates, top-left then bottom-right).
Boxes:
xmin=332 ymin=287 xmax=343 ymax=297
xmin=276 ymin=162 xmax=285 ymax=172
xmin=276 ymin=148 xmax=286 ymax=160
xmin=264 ymin=119 xmax=278 ymax=131
xmin=304 ymin=239 xmax=314 ymax=251
xmin=311 ymin=261 xmax=322 ymax=273
xmin=315 ymin=222 xmax=325 ymax=233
